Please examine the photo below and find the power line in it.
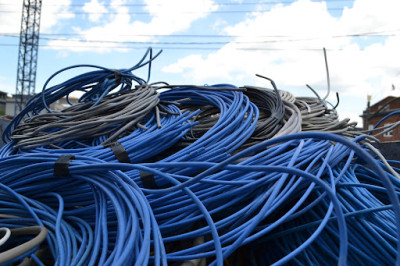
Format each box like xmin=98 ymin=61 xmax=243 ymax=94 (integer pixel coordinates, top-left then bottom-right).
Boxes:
xmin=0 ymin=35 xmax=392 ymax=49
xmin=3 ymin=33 xmax=238 ymax=38
xmin=0 ymin=0 xmax=356 ymax=7
xmin=27 ymin=33 xmax=400 ymax=44
xmin=1 ymin=28 xmax=398 ymax=40
xmin=0 ymin=30 xmax=396 ymax=53
xmin=0 ymin=43 xmax=336 ymax=51
xmin=0 ymin=8 xmax=347 ymax=15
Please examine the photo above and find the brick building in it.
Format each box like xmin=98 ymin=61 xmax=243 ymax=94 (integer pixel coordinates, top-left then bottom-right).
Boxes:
xmin=361 ymin=96 xmax=400 ymax=142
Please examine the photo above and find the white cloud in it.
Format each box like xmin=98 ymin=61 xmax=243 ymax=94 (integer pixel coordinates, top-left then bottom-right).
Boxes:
xmin=0 ymin=0 xmax=23 ymax=34
xmin=46 ymin=0 xmax=218 ymax=52
xmin=213 ymin=18 xmax=227 ymax=31
xmin=41 ymin=0 xmax=74 ymax=32
xmin=43 ymin=38 xmax=131 ymax=54
xmin=340 ymin=0 xmax=400 ymax=33
xmin=83 ymin=0 xmax=108 ymax=23
xmin=162 ymin=0 xmax=400 ymax=125
xmin=0 ymin=0 xmax=74 ymax=34
xmin=164 ymin=0 xmax=347 ymax=85
xmin=140 ymin=0 xmax=218 ymax=34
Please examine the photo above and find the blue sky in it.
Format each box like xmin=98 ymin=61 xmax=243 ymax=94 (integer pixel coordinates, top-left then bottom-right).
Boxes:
xmin=1 ymin=0 xmax=400 ymax=125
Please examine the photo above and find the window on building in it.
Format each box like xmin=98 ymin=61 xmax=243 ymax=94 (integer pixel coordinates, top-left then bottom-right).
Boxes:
xmin=384 ymin=123 xmax=394 ymax=137
xmin=378 ymin=104 xmax=390 ymax=112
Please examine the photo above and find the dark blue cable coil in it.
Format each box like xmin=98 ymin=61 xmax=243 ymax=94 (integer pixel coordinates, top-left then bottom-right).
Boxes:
xmin=0 ymin=52 xmax=400 ymax=265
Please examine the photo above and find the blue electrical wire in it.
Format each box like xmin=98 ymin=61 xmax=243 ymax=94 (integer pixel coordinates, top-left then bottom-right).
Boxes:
xmin=1 ymin=106 xmax=198 ymax=164
xmin=1 ymin=130 xmax=400 ymax=265
xmin=0 ymin=153 xmax=168 ymax=265
xmin=2 ymin=48 xmax=162 ymax=144
xmin=1 ymin=58 xmax=400 ymax=265
xmin=373 ymin=110 xmax=400 ymax=130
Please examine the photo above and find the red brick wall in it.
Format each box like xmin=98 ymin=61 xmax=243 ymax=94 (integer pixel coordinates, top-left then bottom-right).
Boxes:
xmin=363 ymin=97 xmax=400 ymax=142
xmin=369 ymin=114 xmax=400 ymax=142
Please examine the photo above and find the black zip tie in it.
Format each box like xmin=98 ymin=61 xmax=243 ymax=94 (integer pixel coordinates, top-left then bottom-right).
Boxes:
xmin=104 ymin=141 xmax=130 ymax=163
xmin=54 ymin=155 xmax=75 ymax=177
xmin=140 ymin=171 xmax=158 ymax=189
xmin=113 ymin=69 xmax=122 ymax=84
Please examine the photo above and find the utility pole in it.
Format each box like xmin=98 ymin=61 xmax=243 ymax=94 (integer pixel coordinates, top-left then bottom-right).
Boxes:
xmin=15 ymin=0 xmax=42 ymax=115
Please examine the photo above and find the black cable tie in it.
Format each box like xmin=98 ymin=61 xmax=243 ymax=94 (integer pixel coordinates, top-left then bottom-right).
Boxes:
xmin=54 ymin=155 xmax=75 ymax=177
xmin=104 ymin=141 xmax=130 ymax=163
xmin=140 ymin=171 xmax=158 ymax=189
xmin=113 ymin=69 xmax=122 ymax=84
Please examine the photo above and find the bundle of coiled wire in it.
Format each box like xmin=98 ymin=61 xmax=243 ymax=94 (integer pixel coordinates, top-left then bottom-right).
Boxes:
xmin=243 ymin=147 xmax=400 ymax=265
xmin=154 ymin=84 xmax=259 ymax=165
xmin=155 ymin=78 xmax=300 ymax=154
xmin=292 ymin=48 xmax=357 ymax=135
xmin=0 ymin=49 xmax=203 ymax=164
xmin=275 ymin=96 xmax=302 ymax=138
xmin=1 ymin=133 xmax=400 ymax=265
xmin=0 ymin=154 xmax=165 ymax=265
xmin=295 ymin=93 xmax=357 ymax=134
xmin=2 ymin=48 xmax=161 ymax=145
xmin=1 ymin=49 xmax=400 ymax=265
xmin=240 ymin=83 xmax=285 ymax=148
xmin=0 ymin=105 xmax=198 ymax=163
xmin=12 ymin=86 xmax=164 ymax=148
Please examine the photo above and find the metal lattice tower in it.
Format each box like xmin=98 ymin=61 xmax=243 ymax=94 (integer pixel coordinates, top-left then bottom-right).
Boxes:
xmin=15 ymin=0 xmax=42 ymax=115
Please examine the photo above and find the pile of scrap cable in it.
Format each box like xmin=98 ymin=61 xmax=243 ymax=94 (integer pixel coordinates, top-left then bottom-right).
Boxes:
xmin=0 ymin=48 xmax=399 ymax=265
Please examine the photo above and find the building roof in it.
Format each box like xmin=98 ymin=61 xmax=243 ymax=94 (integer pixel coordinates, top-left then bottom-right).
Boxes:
xmin=361 ymin=96 xmax=400 ymax=117
xmin=370 ymin=96 xmax=397 ymax=109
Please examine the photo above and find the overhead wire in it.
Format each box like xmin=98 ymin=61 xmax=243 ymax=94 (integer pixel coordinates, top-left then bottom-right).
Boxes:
xmin=0 ymin=0 xmax=357 ymax=7
xmin=0 ymin=8 xmax=348 ymax=15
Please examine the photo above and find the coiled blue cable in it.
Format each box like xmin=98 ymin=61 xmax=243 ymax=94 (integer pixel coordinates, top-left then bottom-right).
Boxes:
xmin=2 ymin=48 xmax=162 ymax=143
xmin=1 ymin=132 xmax=400 ymax=265
xmin=1 ymin=62 xmax=400 ymax=266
